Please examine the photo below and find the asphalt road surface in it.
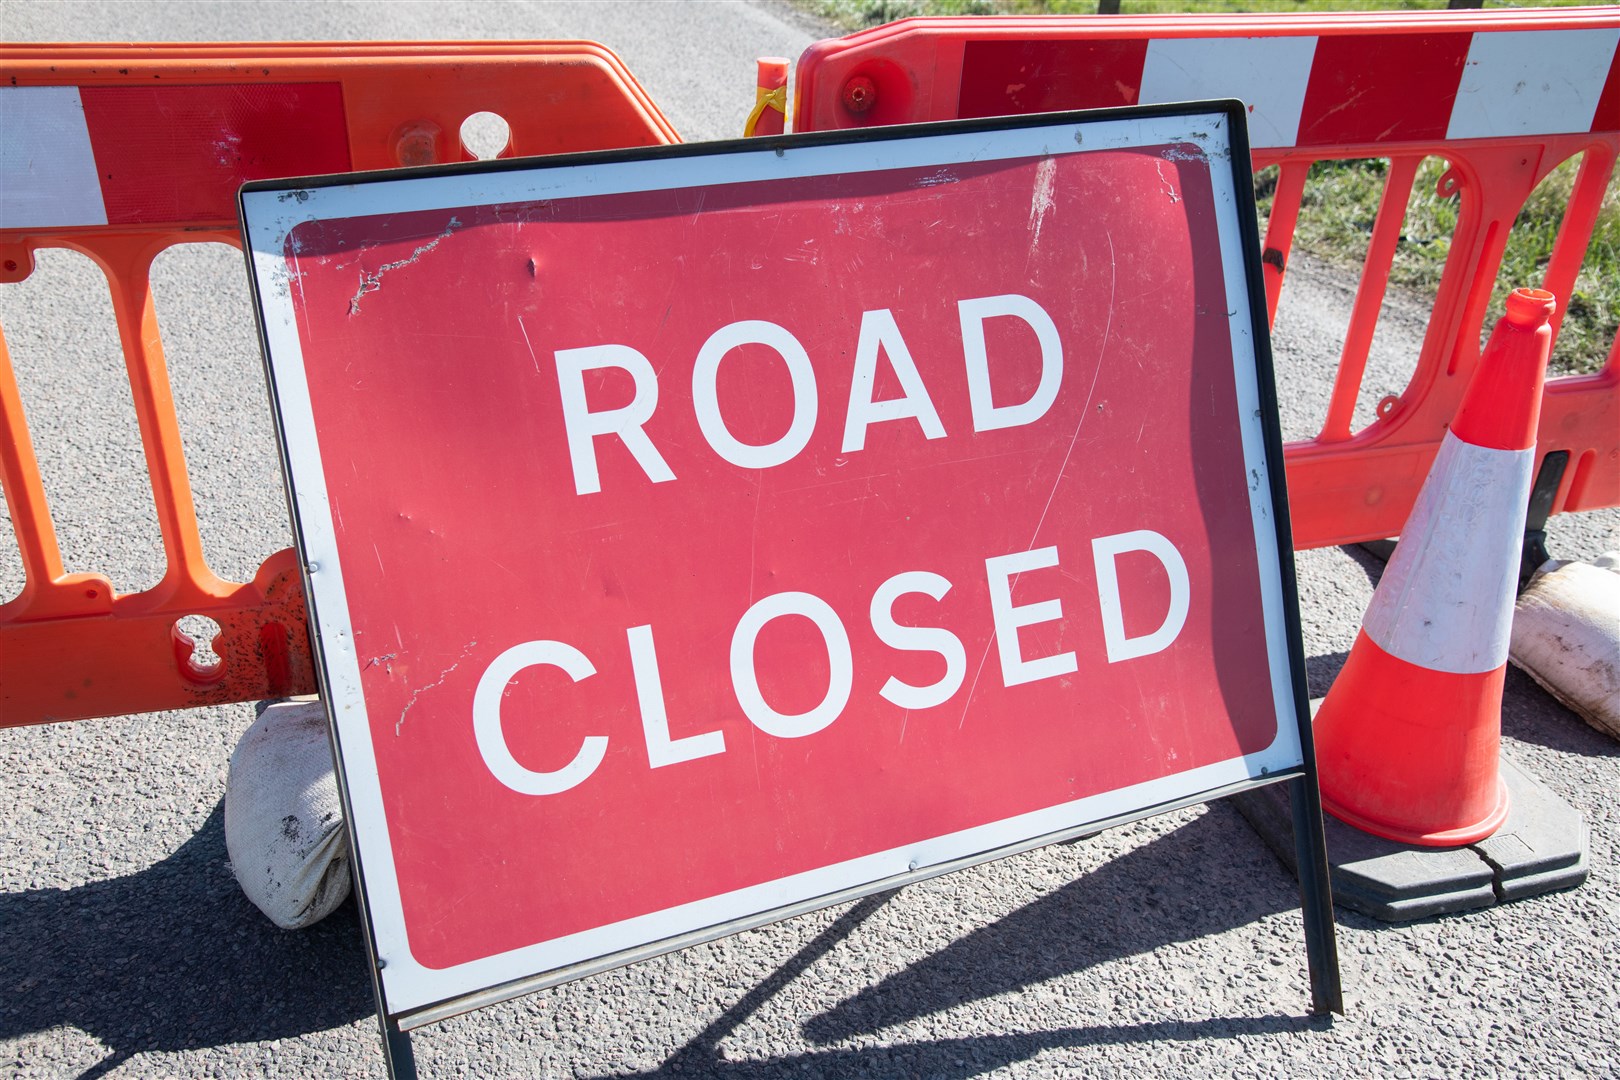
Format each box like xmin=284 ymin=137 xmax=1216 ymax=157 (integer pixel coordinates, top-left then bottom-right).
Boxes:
xmin=3 ymin=3 xmax=1617 ymax=1078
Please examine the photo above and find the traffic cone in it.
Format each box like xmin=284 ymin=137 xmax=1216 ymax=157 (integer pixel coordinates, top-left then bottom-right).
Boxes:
xmin=1313 ymin=287 xmax=1557 ymax=847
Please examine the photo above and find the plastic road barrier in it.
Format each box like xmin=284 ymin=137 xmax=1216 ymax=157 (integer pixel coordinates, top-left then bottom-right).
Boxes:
xmin=0 ymin=42 xmax=679 ymax=726
xmin=792 ymin=8 xmax=1620 ymax=550
xmin=7 ymin=10 xmax=1619 ymax=728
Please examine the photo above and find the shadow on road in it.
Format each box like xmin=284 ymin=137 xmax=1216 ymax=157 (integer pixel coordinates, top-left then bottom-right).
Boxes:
xmin=0 ymin=801 xmax=372 ymax=1078
xmin=598 ymin=806 xmax=1316 ymax=1079
xmin=609 ymin=1013 xmax=1324 ymax=1080
xmin=801 ymin=806 xmax=1294 ymax=1045
xmin=1501 ymin=664 xmax=1620 ymax=759
xmin=1 ymin=779 xmax=1352 ymax=1079
xmin=1339 ymin=543 xmax=1390 ymax=590
xmin=1305 ymin=650 xmax=1350 ymax=700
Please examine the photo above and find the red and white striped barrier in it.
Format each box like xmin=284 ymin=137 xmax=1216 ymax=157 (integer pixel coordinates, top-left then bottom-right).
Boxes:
xmin=803 ymin=17 xmax=1620 ymax=149
xmin=961 ymin=29 xmax=1620 ymax=149
xmin=1312 ymin=288 xmax=1557 ymax=847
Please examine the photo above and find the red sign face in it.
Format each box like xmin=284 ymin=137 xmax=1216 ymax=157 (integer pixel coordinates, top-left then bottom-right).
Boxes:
xmin=243 ymin=110 xmax=1304 ymax=1020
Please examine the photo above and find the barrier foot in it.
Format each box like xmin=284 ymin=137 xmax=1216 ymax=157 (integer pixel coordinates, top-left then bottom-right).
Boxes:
xmin=1518 ymin=450 xmax=1569 ymax=592
xmin=1355 ymin=538 xmax=1397 ymax=563
xmin=1233 ymin=715 xmax=1588 ymax=922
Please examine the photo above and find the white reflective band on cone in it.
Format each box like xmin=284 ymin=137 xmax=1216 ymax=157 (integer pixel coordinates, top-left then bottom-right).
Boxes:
xmin=1362 ymin=430 xmax=1534 ymax=675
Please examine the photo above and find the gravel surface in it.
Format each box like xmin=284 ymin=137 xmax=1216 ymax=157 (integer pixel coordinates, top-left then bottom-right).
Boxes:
xmin=3 ymin=3 xmax=1617 ymax=1078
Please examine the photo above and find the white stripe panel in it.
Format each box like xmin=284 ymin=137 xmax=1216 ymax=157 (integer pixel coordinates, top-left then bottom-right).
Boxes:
xmin=1139 ymin=36 xmax=1318 ymax=149
xmin=0 ymin=86 xmax=108 ymax=230
xmin=1362 ymin=432 xmax=1533 ymax=675
xmin=1447 ymin=28 xmax=1620 ymax=140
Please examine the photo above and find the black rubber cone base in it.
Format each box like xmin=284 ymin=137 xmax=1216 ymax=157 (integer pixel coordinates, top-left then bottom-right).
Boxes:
xmin=1233 ymin=754 xmax=1588 ymax=923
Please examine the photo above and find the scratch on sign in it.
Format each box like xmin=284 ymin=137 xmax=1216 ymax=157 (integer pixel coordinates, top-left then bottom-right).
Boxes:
xmin=961 ymin=230 xmax=1117 ymax=731
xmin=349 ymin=217 xmax=463 ymax=316
xmin=396 ymin=640 xmax=479 ymax=735
xmin=1027 ymin=157 xmax=1058 ymax=252
xmin=1155 ymin=160 xmax=1181 ymax=204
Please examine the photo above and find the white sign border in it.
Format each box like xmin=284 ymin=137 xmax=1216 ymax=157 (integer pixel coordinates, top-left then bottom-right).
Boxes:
xmin=241 ymin=106 xmax=1306 ymax=1022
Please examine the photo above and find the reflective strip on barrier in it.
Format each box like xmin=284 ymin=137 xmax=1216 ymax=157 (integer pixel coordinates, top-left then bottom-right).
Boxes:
xmin=1447 ymin=29 xmax=1620 ymax=140
xmin=1 ymin=83 xmax=352 ymax=227
xmin=948 ymin=27 xmax=1620 ymax=146
xmin=0 ymin=87 xmax=108 ymax=229
xmin=793 ymin=8 xmax=1620 ymax=551
xmin=797 ymin=10 xmax=1620 ymax=143
xmin=0 ymin=42 xmax=680 ymax=727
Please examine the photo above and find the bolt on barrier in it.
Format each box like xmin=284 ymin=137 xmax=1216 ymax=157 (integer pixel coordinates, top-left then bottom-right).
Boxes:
xmin=792 ymin=7 xmax=1619 ymax=550
xmin=1 ymin=42 xmax=679 ymax=727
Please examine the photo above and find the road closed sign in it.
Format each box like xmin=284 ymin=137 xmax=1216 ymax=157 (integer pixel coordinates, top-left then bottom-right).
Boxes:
xmin=242 ymin=104 xmax=1315 ymax=1028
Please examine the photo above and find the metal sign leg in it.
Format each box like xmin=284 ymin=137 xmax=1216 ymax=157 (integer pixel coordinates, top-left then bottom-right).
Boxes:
xmin=1289 ymin=775 xmax=1345 ymax=1016
xmin=381 ymin=1015 xmax=418 ymax=1080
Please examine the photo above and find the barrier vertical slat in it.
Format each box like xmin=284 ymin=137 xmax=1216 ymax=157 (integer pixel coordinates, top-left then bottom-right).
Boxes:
xmin=1261 ymin=160 xmax=1310 ymax=327
xmin=1320 ymin=155 xmax=1420 ymax=442
xmin=95 ymin=239 xmax=220 ymax=604
xmin=1541 ymin=147 xmax=1615 ymax=349
xmin=0 ymin=321 xmax=66 ymax=597
xmin=1409 ymin=163 xmax=1476 ymax=381
xmin=1443 ymin=147 xmax=1543 ymax=378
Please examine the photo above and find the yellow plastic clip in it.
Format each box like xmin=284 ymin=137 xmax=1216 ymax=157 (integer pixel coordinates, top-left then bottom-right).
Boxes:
xmin=744 ymin=85 xmax=787 ymax=138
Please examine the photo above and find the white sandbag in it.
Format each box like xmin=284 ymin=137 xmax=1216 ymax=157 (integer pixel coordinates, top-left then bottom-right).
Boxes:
xmin=225 ymin=698 xmax=351 ymax=929
xmin=1510 ymin=554 xmax=1620 ymax=740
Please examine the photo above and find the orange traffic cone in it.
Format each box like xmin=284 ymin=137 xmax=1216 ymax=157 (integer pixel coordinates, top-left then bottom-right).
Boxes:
xmin=1313 ymin=288 xmax=1557 ymax=847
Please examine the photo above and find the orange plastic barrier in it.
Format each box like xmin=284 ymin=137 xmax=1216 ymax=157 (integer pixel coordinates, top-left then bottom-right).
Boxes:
xmin=793 ymin=8 xmax=1620 ymax=550
xmin=0 ymin=42 xmax=679 ymax=726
